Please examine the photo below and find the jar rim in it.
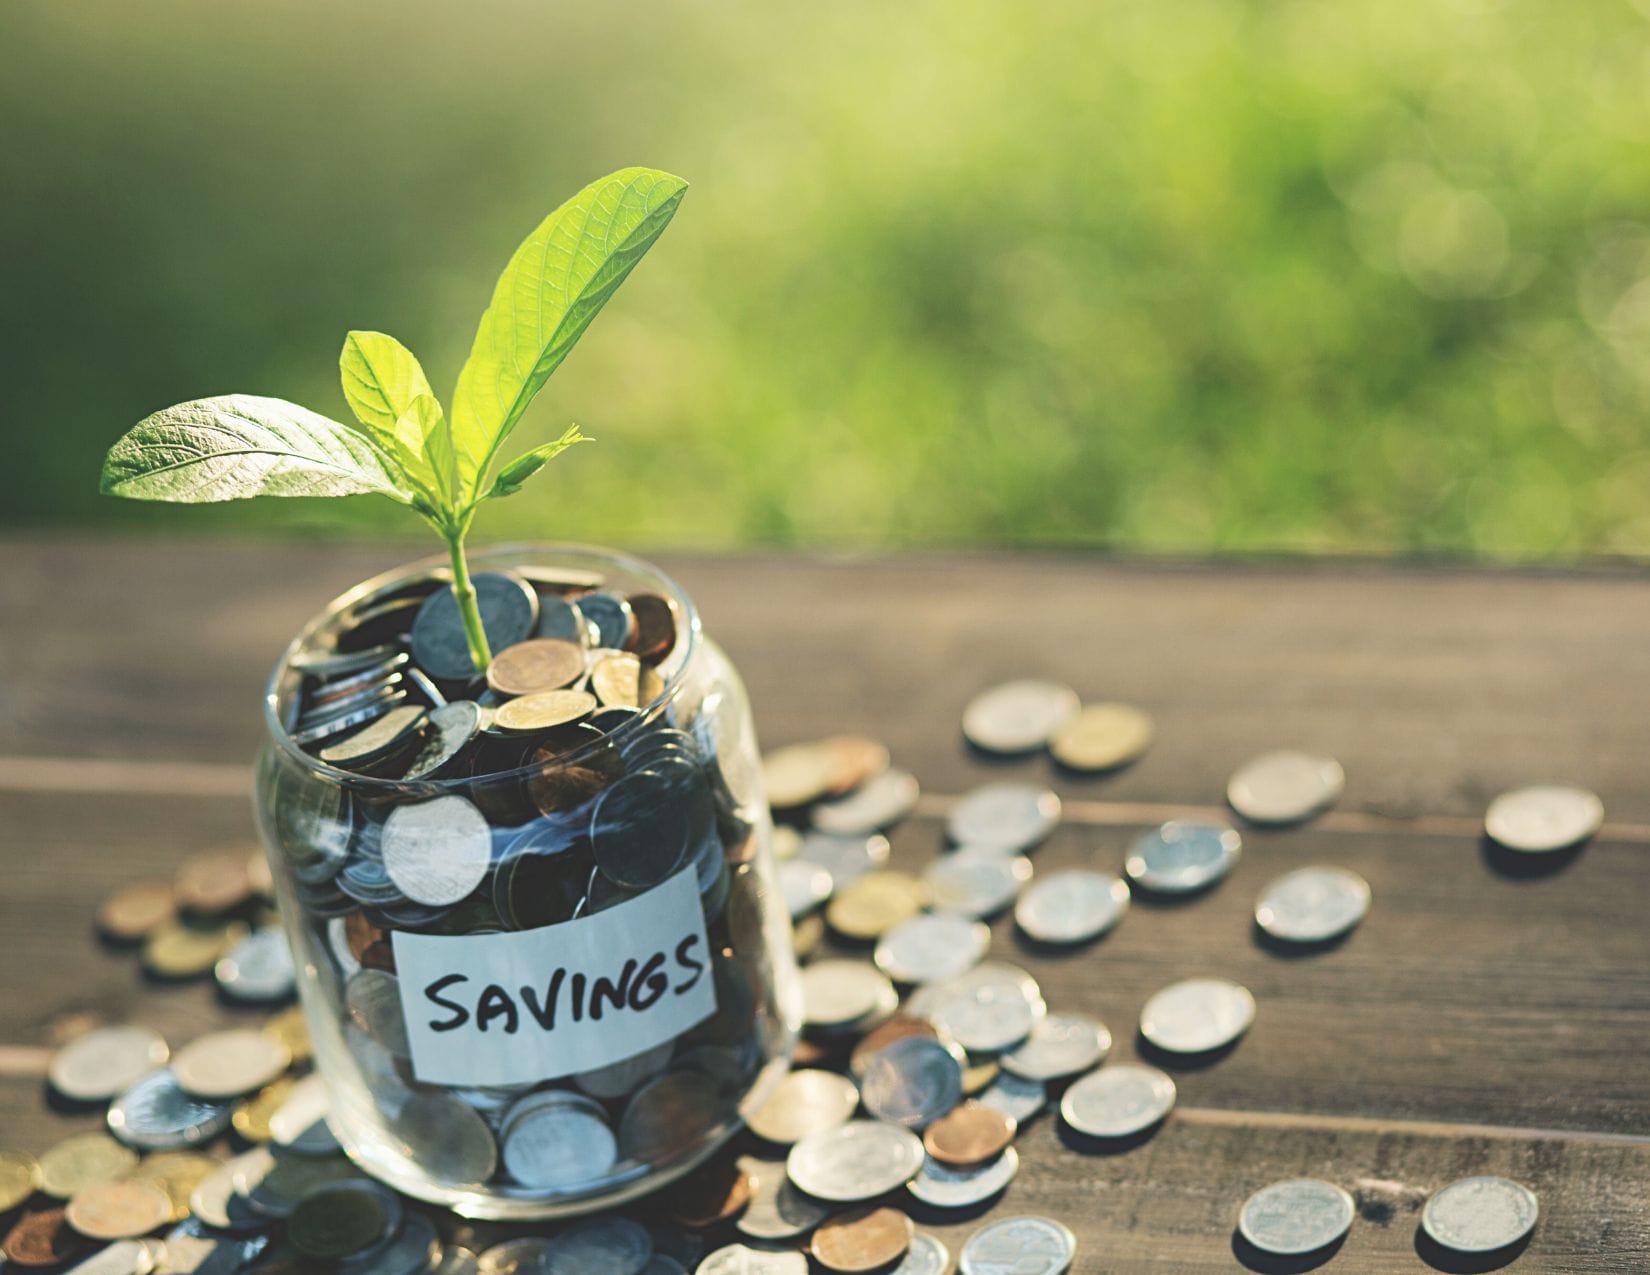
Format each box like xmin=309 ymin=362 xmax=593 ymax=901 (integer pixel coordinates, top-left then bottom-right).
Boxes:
xmin=260 ymin=541 xmax=703 ymax=792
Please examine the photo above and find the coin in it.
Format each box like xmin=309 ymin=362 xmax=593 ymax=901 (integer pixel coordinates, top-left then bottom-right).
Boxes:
xmin=1014 ymin=870 xmax=1129 ymax=944
xmin=1001 ymin=1012 xmax=1112 ymax=1081
xmin=174 ymin=851 xmax=255 ymax=916
xmin=143 ymin=920 xmax=247 ymax=979
xmin=1422 ymin=1176 xmax=1539 ymax=1253
xmin=498 ymin=1092 xmax=613 ymax=1189
xmin=667 ymin=1158 xmax=753 ymax=1228
xmin=826 ymin=871 xmax=930 ymax=941
xmin=850 ymin=1018 xmax=950 ymax=1078
xmin=3 ymin=1208 xmax=81 ymax=1268
xmin=1238 ymin=1178 xmax=1356 ymax=1256
xmin=576 ymin=592 xmax=636 ymax=648
xmin=786 ymin=1121 xmax=925 ymax=1202
xmin=925 ymin=962 xmax=1047 ymax=1053
xmin=37 ymin=1134 xmax=138 ymax=1200
xmin=575 ymin=1040 xmax=675 ymax=1101
xmin=49 ymin=1026 xmax=170 ymax=1103
xmin=923 ymin=852 xmax=1032 ymax=919
xmin=962 ymin=680 xmax=1080 ymax=754
xmin=618 ymin=1070 xmax=721 ymax=1164
xmin=1255 ymin=866 xmax=1371 ymax=943
xmin=906 ymin=1146 xmax=1020 ymax=1209
xmin=1227 ymin=750 xmax=1345 ymax=825
xmin=923 ymin=1102 xmax=1015 ymax=1167
xmin=1140 ymin=978 xmax=1255 ymax=1054
xmin=888 ymin=1233 xmax=950 ymax=1274
xmin=1059 ymin=1064 xmax=1176 ymax=1138
xmin=762 ymin=743 xmax=837 ymax=809
xmin=1049 ymin=703 xmax=1153 ymax=771
xmin=340 ymin=1208 xmax=438 ymax=1274
xmin=127 ymin=1151 xmax=216 ymax=1222
xmin=976 ymin=1072 xmax=1046 ymax=1124
xmin=543 ymin=1217 xmax=654 ymax=1275
xmin=492 ymin=688 xmax=598 ymax=733
xmin=232 ymin=1076 xmax=297 ymax=1143
xmin=268 ymin=1074 xmax=338 ymax=1154
xmin=397 ymin=1093 xmax=499 ymax=1185
xmin=875 ymin=912 xmax=991 ymax=985
xmin=860 ymin=1036 xmax=965 ymax=1128
xmin=263 ymin=1006 xmax=312 ymax=1065
xmin=478 ymin=1237 xmax=554 ymax=1274
xmin=778 ymin=859 xmax=834 ymax=918
xmin=590 ymin=651 xmax=664 ymax=709
xmin=64 ymin=1179 xmax=172 ymax=1241
xmin=811 ymin=1205 xmax=915 ymax=1272
xmin=747 ymin=1070 xmax=861 ymax=1144
xmin=381 ymin=795 xmax=492 ymax=906
xmin=801 ymin=960 xmax=898 ymax=1030
xmin=797 ymin=832 xmax=892 ymax=891
xmin=318 ymin=704 xmax=428 ymax=770
xmin=1125 ymin=820 xmax=1242 ymax=894
xmin=0 ymin=1151 xmax=39 ymax=1213
xmin=946 ymin=783 xmax=1061 ymax=854
xmin=107 ymin=1068 xmax=233 ymax=1151
xmin=486 ymin=637 xmax=586 ymax=696
xmin=400 ymin=700 xmax=482 ymax=780
xmin=214 ymin=928 xmax=297 ymax=1003
xmin=627 ymin=593 xmax=678 ymax=664
xmin=812 ymin=769 xmax=921 ymax=835
xmin=590 ymin=765 xmax=707 ymax=890
xmin=53 ymin=1237 xmax=157 ymax=1274
xmin=171 ymin=1029 xmax=291 ymax=1100
xmin=287 ymin=1181 xmax=391 ymax=1260
xmin=959 ymin=1216 xmax=1076 ymax=1275
xmin=97 ymin=882 xmax=177 ymax=943
xmin=1484 ymin=785 xmax=1604 ymax=853
xmin=410 ymin=572 xmax=538 ymax=680
xmin=698 ymin=1244 xmax=807 ymax=1275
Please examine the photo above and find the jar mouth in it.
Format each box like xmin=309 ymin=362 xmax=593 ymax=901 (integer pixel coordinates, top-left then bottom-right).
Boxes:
xmin=261 ymin=541 xmax=702 ymax=792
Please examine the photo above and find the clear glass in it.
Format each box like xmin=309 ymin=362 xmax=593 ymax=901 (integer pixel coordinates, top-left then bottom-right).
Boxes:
xmin=253 ymin=544 xmax=800 ymax=1219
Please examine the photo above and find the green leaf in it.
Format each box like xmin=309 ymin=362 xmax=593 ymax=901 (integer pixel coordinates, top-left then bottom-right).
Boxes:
xmin=483 ymin=424 xmax=589 ymax=501
xmin=340 ymin=331 xmax=436 ymax=436
xmin=100 ymin=394 xmax=413 ymax=504
xmin=450 ymin=167 xmax=687 ymax=499
xmin=405 ymin=394 xmax=459 ymax=510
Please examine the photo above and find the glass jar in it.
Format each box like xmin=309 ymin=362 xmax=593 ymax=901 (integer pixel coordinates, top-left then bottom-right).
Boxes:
xmin=253 ymin=544 xmax=800 ymax=1219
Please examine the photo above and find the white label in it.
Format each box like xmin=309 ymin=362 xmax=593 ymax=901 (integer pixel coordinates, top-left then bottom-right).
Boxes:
xmin=391 ymin=868 xmax=716 ymax=1086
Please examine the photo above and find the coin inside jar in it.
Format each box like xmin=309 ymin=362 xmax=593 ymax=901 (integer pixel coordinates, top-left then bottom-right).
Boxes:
xmin=922 ymin=1102 xmax=1016 ymax=1167
xmin=486 ymin=638 xmax=586 ymax=696
xmin=410 ymin=572 xmax=538 ymax=681
xmin=810 ymin=1205 xmax=915 ymax=1273
xmin=381 ymin=795 xmax=492 ymax=906
xmin=626 ymin=593 xmax=677 ymax=663
xmin=590 ymin=651 xmax=663 ymax=709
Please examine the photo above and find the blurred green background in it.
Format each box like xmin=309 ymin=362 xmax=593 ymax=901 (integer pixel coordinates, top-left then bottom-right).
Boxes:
xmin=5 ymin=0 xmax=1650 ymax=556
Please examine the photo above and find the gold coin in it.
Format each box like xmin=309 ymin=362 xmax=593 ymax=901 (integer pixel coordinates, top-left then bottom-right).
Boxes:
xmin=962 ymin=1058 xmax=1001 ymax=1095
xmin=173 ymin=849 xmax=255 ymax=915
xmin=36 ymin=1133 xmax=138 ymax=1200
xmin=263 ymin=1007 xmax=313 ymax=1064
xmin=792 ymin=913 xmax=825 ymax=960
xmin=825 ymin=871 xmax=930 ymax=941
xmin=1050 ymin=702 xmax=1154 ymax=771
xmin=589 ymin=652 xmax=663 ymax=709
xmin=486 ymin=639 xmax=585 ymax=697
xmin=233 ymin=1076 xmax=298 ymax=1143
xmin=64 ymin=1179 xmax=172 ymax=1240
xmin=172 ymin=1029 xmax=292 ymax=1100
xmin=761 ymin=743 xmax=836 ymax=809
xmin=492 ymin=688 xmax=597 ymax=733
xmin=96 ymin=882 xmax=176 ymax=943
xmin=128 ymin=1152 xmax=217 ymax=1223
xmin=143 ymin=920 xmax=247 ymax=979
xmin=0 ymin=1151 xmax=39 ymax=1212
xmin=747 ymin=1070 xmax=860 ymax=1145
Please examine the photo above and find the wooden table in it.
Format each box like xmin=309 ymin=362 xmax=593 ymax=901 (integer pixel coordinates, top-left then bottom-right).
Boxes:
xmin=2 ymin=537 xmax=1647 ymax=1272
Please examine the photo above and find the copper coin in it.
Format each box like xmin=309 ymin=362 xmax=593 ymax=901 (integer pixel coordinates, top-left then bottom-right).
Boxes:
xmin=626 ymin=593 xmax=677 ymax=663
xmin=486 ymin=639 xmax=585 ymax=696
xmin=850 ymin=1017 xmax=945 ymax=1078
xmin=64 ymin=1179 xmax=172 ymax=1240
xmin=923 ymin=1101 xmax=1016 ymax=1167
xmin=818 ymin=736 xmax=890 ymax=796
xmin=173 ymin=851 xmax=254 ymax=915
xmin=97 ymin=882 xmax=176 ymax=942
xmin=3 ymin=1208 xmax=82 ymax=1268
xmin=492 ymin=688 xmax=597 ymax=733
xmin=809 ymin=1205 xmax=915 ymax=1272
xmin=667 ymin=1158 xmax=754 ymax=1228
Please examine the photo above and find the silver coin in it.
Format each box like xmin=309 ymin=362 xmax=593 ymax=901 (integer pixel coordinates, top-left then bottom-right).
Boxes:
xmin=795 ymin=831 xmax=891 ymax=890
xmin=1239 ymin=1178 xmax=1356 ymax=1255
xmin=1140 ymin=978 xmax=1256 ymax=1054
xmin=801 ymin=960 xmax=898 ymax=1030
xmin=1014 ymin=870 xmax=1129 ymax=944
xmin=735 ymin=1156 xmax=832 ymax=1242
xmin=574 ymin=1039 xmax=675 ymax=1100
xmin=906 ymin=1146 xmax=1020 ymax=1209
xmin=268 ymin=1073 xmax=340 ymax=1155
xmin=976 ymin=1070 xmax=1046 ymax=1123
xmin=1001 ymin=1012 xmax=1111 ymax=1081
xmin=345 ymin=969 xmax=411 ymax=1058
xmin=1485 ymin=785 xmax=1603 ymax=853
xmin=1255 ymin=866 xmax=1371 ymax=943
xmin=697 ymin=1245 xmax=808 ymax=1275
xmin=887 ymin=1233 xmax=949 ymax=1275
xmin=874 ymin=913 xmax=991 ymax=985
xmin=859 ymin=1035 xmax=965 ymax=1127
xmin=318 ymin=702 xmax=428 ymax=769
xmin=812 ymin=769 xmax=921 ymax=835
xmin=960 ymin=1216 xmax=1076 ymax=1275
xmin=382 ymin=795 xmax=492 ymax=906
xmin=1422 ymin=1176 xmax=1539 ymax=1253
xmin=1226 ymin=750 xmax=1345 ymax=825
xmin=962 ymin=680 xmax=1080 ymax=754
xmin=946 ymin=783 xmax=1061 ymax=854
xmin=543 ymin=1217 xmax=653 ymax=1275
xmin=290 ymin=686 xmax=405 ymax=747
xmin=785 ymin=1120 xmax=925 ymax=1202
xmin=477 ymin=1238 xmax=553 ymax=1274
xmin=777 ymin=859 xmax=834 ymax=919
xmin=395 ymin=1092 xmax=500 ymax=1185
xmin=50 ymin=1025 xmax=170 ymax=1103
xmin=500 ymin=1091 xmax=616 ymax=1188
xmin=923 ymin=851 xmax=1031 ymax=919
xmin=401 ymin=699 xmax=482 ymax=780
xmin=214 ymin=928 xmax=297 ymax=1003
xmin=927 ymin=962 xmax=1047 ymax=1053
xmin=107 ymin=1068 xmax=232 ymax=1150
xmin=1059 ymin=1063 xmax=1176 ymax=1138
xmin=339 ymin=1209 xmax=439 ymax=1275
xmin=189 ymin=1149 xmax=275 ymax=1231
xmin=1125 ymin=820 xmax=1241 ymax=894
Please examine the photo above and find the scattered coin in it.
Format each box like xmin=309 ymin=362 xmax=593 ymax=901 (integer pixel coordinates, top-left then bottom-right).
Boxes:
xmin=860 ymin=1036 xmax=965 ymax=1128
xmin=811 ymin=1205 xmax=916 ymax=1272
xmin=107 ymin=1068 xmax=233 ymax=1151
xmin=1422 ymin=1175 xmax=1539 ymax=1253
xmin=697 ymin=1244 xmax=807 ymax=1275
xmin=287 ymin=1180 xmax=392 ymax=1260
xmin=53 ymin=1237 xmax=158 ymax=1274
xmin=36 ymin=1133 xmax=139 ymax=1200
xmin=486 ymin=638 xmax=586 ymax=696
xmin=797 ymin=832 xmax=892 ymax=892
xmin=963 ymin=680 xmax=1080 ymax=754
xmin=747 ymin=1070 xmax=861 ymax=1145
xmin=1254 ymin=866 xmax=1371 ymax=944
xmin=1227 ymin=750 xmax=1345 ymax=825
xmin=850 ymin=1018 xmax=950 ymax=1077
xmin=1238 ymin=1178 xmax=1356 ymax=1256
xmin=3 ymin=1207 xmax=81 ymax=1268
xmin=263 ymin=1006 xmax=312 ymax=1065
xmin=946 ymin=783 xmax=1062 ymax=854
xmin=813 ymin=769 xmax=921 ymax=835
xmin=786 ymin=1121 xmax=926 ymax=1203
xmin=923 ymin=1102 xmax=1016 ymax=1167
xmin=875 ymin=912 xmax=991 ymax=985
xmin=1140 ymin=977 xmax=1256 ymax=1054
xmin=778 ymin=859 xmax=834 ymax=919
xmin=170 ymin=1029 xmax=291 ymax=1100
xmin=49 ymin=1026 xmax=170 ymax=1103
xmin=127 ymin=1151 xmax=216 ymax=1223
xmin=925 ymin=962 xmax=1047 ymax=1054
xmin=887 ymin=1232 xmax=951 ymax=1274
xmin=381 ymin=795 xmax=492 ymax=906
xmin=736 ymin=1156 xmax=833 ymax=1241
xmin=977 ymin=1072 xmax=1047 ymax=1124
xmin=214 ymin=928 xmax=297 ymax=1003
xmin=763 ymin=743 xmax=839 ymax=809
xmin=1001 ymin=1012 xmax=1112 ymax=1081
xmin=64 ymin=1179 xmax=173 ymax=1241
xmin=801 ymin=960 xmax=898 ymax=1031
xmin=959 ymin=1215 xmax=1077 ymax=1275
xmin=173 ymin=851 xmax=255 ymax=915
xmin=232 ymin=1076 xmax=298 ymax=1143
xmin=1049 ymin=703 xmax=1153 ymax=771
xmin=826 ymin=871 xmax=930 ymax=941
xmin=492 ymin=688 xmax=598 ymax=733
xmin=97 ymin=882 xmax=177 ymax=943
xmin=1485 ymin=785 xmax=1604 ymax=853
xmin=1014 ymin=870 xmax=1129 ymax=944
xmin=907 ymin=1146 xmax=1021 ymax=1210
xmin=668 ymin=1158 xmax=753 ymax=1228
xmin=143 ymin=920 xmax=247 ymax=980
xmin=1059 ymin=1064 xmax=1177 ymax=1138
xmin=0 ymin=1151 xmax=39 ymax=1213
xmin=1125 ymin=820 xmax=1242 ymax=894
xmin=268 ymin=1074 xmax=339 ymax=1155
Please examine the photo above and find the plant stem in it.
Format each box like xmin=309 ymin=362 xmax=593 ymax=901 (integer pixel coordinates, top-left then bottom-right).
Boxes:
xmin=445 ymin=526 xmax=492 ymax=671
